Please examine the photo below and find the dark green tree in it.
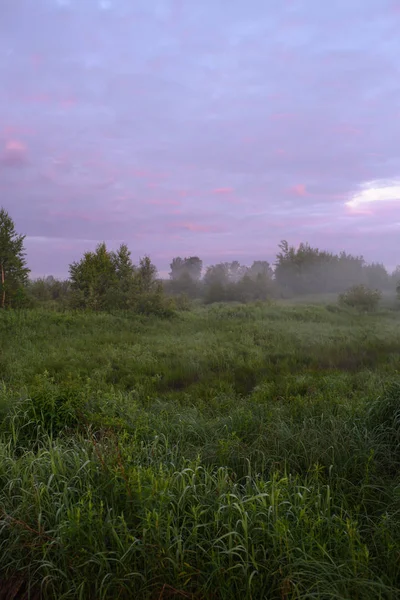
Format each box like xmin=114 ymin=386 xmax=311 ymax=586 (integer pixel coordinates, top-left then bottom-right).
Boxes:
xmin=0 ymin=207 xmax=30 ymax=308
xmin=131 ymin=256 xmax=173 ymax=315
xmin=112 ymin=243 xmax=135 ymax=289
xmin=69 ymin=242 xmax=118 ymax=310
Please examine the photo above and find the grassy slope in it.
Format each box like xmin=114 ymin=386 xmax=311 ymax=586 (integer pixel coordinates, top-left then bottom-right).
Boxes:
xmin=0 ymin=304 xmax=399 ymax=599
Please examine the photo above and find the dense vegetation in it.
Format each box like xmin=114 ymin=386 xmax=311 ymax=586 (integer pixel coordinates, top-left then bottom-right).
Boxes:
xmin=0 ymin=304 xmax=400 ymax=599
xmin=1 ymin=207 xmax=400 ymax=598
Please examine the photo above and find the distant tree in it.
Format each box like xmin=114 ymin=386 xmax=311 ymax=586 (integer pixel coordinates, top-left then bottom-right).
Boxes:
xmin=248 ymin=261 xmax=274 ymax=280
xmin=204 ymin=262 xmax=247 ymax=287
xmin=390 ymin=266 xmax=400 ymax=291
xmin=170 ymin=256 xmax=202 ymax=280
xmin=203 ymin=261 xmax=272 ymax=303
xmin=169 ymin=256 xmax=203 ymax=297
xmin=69 ymin=242 xmax=118 ymax=310
xmin=134 ymin=256 xmax=157 ymax=293
xmin=112 ymin=244 xmax=135 ymax=287
xmin=169 ymin=257 xmax=185 ymax=281
xmin=275 ymin=240 xmax=366 ymax=296
xmin=131 ymin=256 xmax=174 ymax=315
xmin=339 ymin=284 xmax=382 ymax=312
xmin=69 ymin=246 xmax=172 ymax=314
xmin=203 ymin=263 xmax=230 ymax=287
xmin=28 ymin=276 xmax=71 ymax=307
xmin=363 ymin=262 xmax=389 ymax=290
xmin=0 ymin=207 xmax=30 ymax=308
xmin=184 ymin=256 xmax=203 ymax=281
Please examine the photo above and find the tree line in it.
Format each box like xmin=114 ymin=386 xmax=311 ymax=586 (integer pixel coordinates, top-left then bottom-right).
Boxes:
xmin=1 ymin=207 xmax=399 ymax=311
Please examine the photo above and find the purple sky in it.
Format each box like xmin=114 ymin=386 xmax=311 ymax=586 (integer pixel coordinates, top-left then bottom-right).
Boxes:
xmin=1 ymin=0 xmax=400 ymax=277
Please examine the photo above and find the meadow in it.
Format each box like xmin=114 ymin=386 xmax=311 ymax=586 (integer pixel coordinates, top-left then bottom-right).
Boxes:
xmin=0 ymin=302 xmax=399 ymax=599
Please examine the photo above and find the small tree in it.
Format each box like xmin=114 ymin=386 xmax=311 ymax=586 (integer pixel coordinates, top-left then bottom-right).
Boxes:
xmin=0 ymin=208 xmax=30 ymax=308
xmin=28 ymin=276 xmax=71 ymax=307
xmin=131 ymin=256 xmax=174 ymax=316
xmin=339 ymin=284 xmax=382 ymax=312
xmin=69 ymin=246 xmax=173 ymax=315
xmin=69 ymin=243 xmax=118 ymax=310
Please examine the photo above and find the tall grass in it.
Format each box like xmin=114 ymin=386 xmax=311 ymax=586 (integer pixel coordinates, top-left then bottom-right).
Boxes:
xmin=0 ymin=304 xmax=399 ymax=598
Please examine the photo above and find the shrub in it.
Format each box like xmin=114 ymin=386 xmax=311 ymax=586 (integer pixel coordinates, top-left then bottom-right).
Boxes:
xmin=338 ymin=284 xmax=382 ymax=312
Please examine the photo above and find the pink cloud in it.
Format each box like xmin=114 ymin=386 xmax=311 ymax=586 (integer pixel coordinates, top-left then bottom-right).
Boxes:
xmin=345 ymin=205 xmax=374 ymax=216
xmin=213 ymin=187 xmax=234 ymax=194
xmin=25 ymin=93 xmax=51 ymax=105
xmin=2 ymin=125 xmax=35 ymax=137
xmin=241 ymin=136 xmax=254 ymax=145
xmin=391 ymin=1 xmax=400 ymax=14
xmin=59 ymin=96 xmax=77 ymax=109
xmin=289 ymin=184 xmax=308 ymax=197
xmin=1 ymin=139 xmax=28 ymax=166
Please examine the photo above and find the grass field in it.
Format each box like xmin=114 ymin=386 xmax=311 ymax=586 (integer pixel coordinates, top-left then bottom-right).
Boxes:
xmin=0 ymin=302 xmax=399 ymax=599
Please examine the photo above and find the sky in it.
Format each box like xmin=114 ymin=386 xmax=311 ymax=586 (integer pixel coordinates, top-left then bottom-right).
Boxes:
xmin=1 ymin=0 xmax=400 ymax=278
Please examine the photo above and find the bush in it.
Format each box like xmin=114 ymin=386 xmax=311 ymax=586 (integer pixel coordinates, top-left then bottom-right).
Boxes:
xmin=338 ymin=284 xmax=382 ymax=312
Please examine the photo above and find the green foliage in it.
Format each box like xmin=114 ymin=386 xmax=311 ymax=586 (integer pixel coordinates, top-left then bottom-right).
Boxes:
xmin=0 ymin=207 xmax=30 ymax=308
xmin=275 ymin=240 xmax=371 ymax=296
xmin=203 ymin=261 xmax=275 ymax=303
xmin=339 ymin=284 xmax=382 ymax=312
xmin=27 ymin=276 xmax=71 ymax=309
xmin=169 ymin=256 xmax=203 ymax=298
xmin=69 ymin=246 xmax=173 ymax=315
xmin=69 ymin=242 xmax=119 ymax=310
xmin=0 ymin=305 xmax=399 ymax=597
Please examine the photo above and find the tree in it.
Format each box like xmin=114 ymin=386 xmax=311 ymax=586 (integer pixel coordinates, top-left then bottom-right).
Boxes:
xmin=185 ymin=256 xmax=203 ymax=281
xmin=274 ymin=240 xmax=366 ymax=296
xmin=169 ymin=256 xmax=202 ymax=281
xmin=363 ymin=262 xmax=389 ymax=290
xmin=248 ymin=261 xmax=274 ymax=280
xmin=131 ymin=256 xmax=174 ymax=316
xmin=169 ymin=256 xmax=203 ymax=297
xmin=28 ymin=276 xmax=71 ymax=307
xmin=169 ymin=257 xmax=186 ymax=281
xmin=112 ymin=244 xmax=135 ymax=286
xmin=69 ymin=245 xmax=173 ymax=315
xmin=339 ymin=284 xmax=382 ymax=312
xmin=0 ymin=208 xmax=30 ymax=308
xmin=390 ymin=266 xmax=400 ymax=291
xmin=69 ymin=242 xmax=118 ymax=310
